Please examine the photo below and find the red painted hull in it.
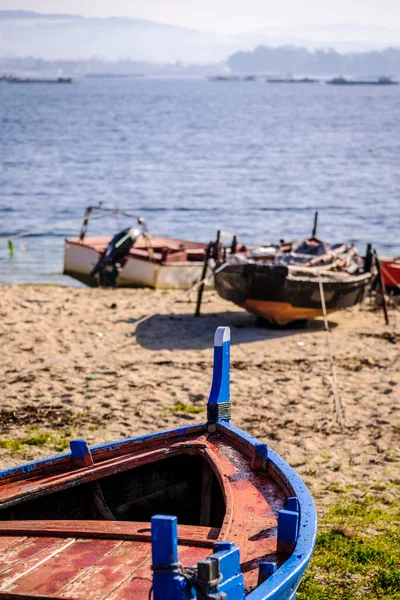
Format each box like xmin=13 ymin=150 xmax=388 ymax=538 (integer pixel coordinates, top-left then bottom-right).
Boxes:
xmin=380 ymin=258 xmax=400 ymax=290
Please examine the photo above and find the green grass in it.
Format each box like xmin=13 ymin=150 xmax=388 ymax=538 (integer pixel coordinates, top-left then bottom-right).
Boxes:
xmin=172 ymin=402 xmax=204 ymax=415
xmin=298 ymin=484 xmax=400 ymax=599
xmin=0 ymin=427 xmax=70 ymax=454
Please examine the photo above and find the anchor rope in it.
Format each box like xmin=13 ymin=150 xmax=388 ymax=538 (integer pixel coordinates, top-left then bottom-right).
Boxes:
xmin=231 ymin=276 xmax=347 ymax=433
xmin=1 ymin=261 xmax=227 ymax=385
xmin=318 ymin=276 xmax=345 ymax=433
xmin=151 ymin=563 xmax=217 ymax=600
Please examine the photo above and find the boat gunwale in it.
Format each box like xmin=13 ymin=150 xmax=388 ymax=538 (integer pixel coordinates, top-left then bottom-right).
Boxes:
xmin=218 ymin=261 xmax=372 ymax=284
xmin=64 ymin=238 xmax=207 ymax=268
xmin=0 ymin=424 xmax=205 ymax=484
xmin=0 ymin=421 xmax=317 ymax=599
xmin=0 ymin=520 xmax=219 ymax=548
xmin=219 ymin=423 xmax=317 ymax=600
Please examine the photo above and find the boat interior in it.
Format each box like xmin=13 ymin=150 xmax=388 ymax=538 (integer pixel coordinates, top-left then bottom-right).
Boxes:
xmin=68 ymin=236 xmax=207 ymax=263
xmin=0 ymin=453 xmax=225 ymax=529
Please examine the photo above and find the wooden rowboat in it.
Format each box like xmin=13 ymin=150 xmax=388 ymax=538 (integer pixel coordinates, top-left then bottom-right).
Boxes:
xmin=214 ymin=238 xmax=372 ymax=325
xmin=64 ymin=235 xmax=208 ymax=289
xmin=63 ymin=206 xmax=208 ymax=289
xmin=0 ymin=327 xmax=317 ymax=599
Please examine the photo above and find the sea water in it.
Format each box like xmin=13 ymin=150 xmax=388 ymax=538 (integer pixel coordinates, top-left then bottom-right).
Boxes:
xmin=0 ymin=77 xmax=399 ymax=285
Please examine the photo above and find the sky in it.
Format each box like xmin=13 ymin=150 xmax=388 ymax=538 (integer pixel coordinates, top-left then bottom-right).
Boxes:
xmin=1 ymin=0 xmax=400 ymax=33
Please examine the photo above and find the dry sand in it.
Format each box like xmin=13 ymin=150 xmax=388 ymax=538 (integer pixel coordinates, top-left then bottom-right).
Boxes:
xmin=0 ymin=284 xmax=399 ymax=511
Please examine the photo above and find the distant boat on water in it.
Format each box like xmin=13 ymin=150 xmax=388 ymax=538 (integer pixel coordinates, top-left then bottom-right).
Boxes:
xmin=6 ymin=76 xmax=77 ymax=84
xmin=86 ymin=73 xmax=145 ymax=78
xmin=326 ymin=75 xmax=398 ymax=86
xmin=266 ymin=77 xmax=319 ymax=84
xmin=208 ymin=75 xmax=244 ymax=82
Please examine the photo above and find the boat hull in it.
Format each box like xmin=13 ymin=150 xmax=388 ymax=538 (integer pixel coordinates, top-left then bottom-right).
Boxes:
xmin=215 ymin=263 xmax=372 ymax=325
xmin=0 ymin=326 xmax=317 ymax=599
xmin=63 ymin=239 xmax=208 ymax=290
xmin=380 ymin=258 xmax=400 ymax=292
xmin=0 ymin=422 xmax=316 ymax=599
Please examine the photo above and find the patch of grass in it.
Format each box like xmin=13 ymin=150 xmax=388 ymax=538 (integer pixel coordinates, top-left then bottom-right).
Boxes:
xmin=0 ymin=438 xmax=24 ymax=452
xmin=0 ymin=427 xmax=70 ymax=454
xmin=372 ymin=568 xmax=400 ymax=595
xmin=320 ymin=449 xmax=331 ymax=460
xmin=298 ymin=493 xmax=400 ymax=599
xmin=0 ymin=405 xmax=106 ymax=432
xmin=172 ymin=402 xmax=204 ymax=415
xmin=304 ymin=468 xmax=317 ymax=476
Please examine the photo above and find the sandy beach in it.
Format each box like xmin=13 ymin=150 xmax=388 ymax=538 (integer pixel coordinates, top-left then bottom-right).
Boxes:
xmin=0 ymin=284 xmax=399 ymax=512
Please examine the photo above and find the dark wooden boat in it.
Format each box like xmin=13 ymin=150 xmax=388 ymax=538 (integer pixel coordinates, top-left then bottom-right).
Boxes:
xmin=214 ymin=238 xmax=372 ymax=325
xmin=0 ymin=327 xmax=316 ymax=600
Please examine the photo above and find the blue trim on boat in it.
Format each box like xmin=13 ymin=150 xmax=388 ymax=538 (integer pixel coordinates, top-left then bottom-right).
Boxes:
xmin=0 ymin=423 xmax=205 ymax=481
xmin=208 ymin=327 xmax=230 ymax=407
xmin=89 ymin=423 xmax=204 ymax=455
xmin=217 ymin=422 xmax=317 ymax=599
xmin=0 ymin=453 xmax=71 ymax=480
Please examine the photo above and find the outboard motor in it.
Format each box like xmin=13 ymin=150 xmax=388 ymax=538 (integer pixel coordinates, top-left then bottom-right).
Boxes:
xmin=91 ymin=226 xmax=141 ymax=287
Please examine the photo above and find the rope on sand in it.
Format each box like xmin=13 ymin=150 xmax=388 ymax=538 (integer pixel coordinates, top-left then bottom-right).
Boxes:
xmin=1 ymin=262 xmax=227 ymax=385
xmin=318 ymin=276 xmax=345 ymax=433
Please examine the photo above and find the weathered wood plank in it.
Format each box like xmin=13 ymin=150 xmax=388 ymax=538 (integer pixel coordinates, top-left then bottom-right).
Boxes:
xmin=0 ymin=593 xmax=79 ymax=599
xmin=178 ymin=545 xmax=211 ymax=568
xmin=106 ymin=575 xmax=152 ymax=600
xmin=58 ymin=541 xmax=152 ymax=599
xmin=0 ymin=538 xmax=25 ymax=554
xmin=4 ymin=539 xmax=118 ymax=596
xmin=199 ymin=461 xmax=213 ymax=526
xmin=0 ymin=537 xmax=69 ymax=576
xmin=0 ymin=522 xmax=219 ymax=548
xmin=105 ymin=543 xmax=211 ymax=600
xmin=0 ymin=538 xmax=76 ymax=591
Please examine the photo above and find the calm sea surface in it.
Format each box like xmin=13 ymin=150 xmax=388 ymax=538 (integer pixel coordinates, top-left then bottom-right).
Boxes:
xmin=0 ymin=77 xmax=399 ymax=285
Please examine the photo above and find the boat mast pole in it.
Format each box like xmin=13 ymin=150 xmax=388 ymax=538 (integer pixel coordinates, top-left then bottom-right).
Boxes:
xmin=374 ymin=251 xmax=389 ymax=325
xmin=312 ymin=211 xmax=318 ymax=238
xmin=195 ymin=242 xmax=212 ymax=317
xmin=79 ymin=206 xmax=93 ymax=242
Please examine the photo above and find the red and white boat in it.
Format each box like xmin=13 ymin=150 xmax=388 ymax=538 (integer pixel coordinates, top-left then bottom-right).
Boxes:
xmin=63 ymin=206 xmax=209 ymax=289
xmin=380 ymin=257 xmax=400 ymax=292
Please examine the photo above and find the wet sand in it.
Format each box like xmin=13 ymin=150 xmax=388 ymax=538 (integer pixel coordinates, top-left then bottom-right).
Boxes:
xmin=0 ymin=284 xmax=399 ymax=510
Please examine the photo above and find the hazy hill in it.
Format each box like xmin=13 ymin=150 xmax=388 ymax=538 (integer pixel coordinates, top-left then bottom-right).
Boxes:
xmin=1 ymin=11 xmax=399 ymax=64
xmin=227 ymin=46 xmax=400 ymax=76
xmin=0 ymin=11 xmax=240 ymax=63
